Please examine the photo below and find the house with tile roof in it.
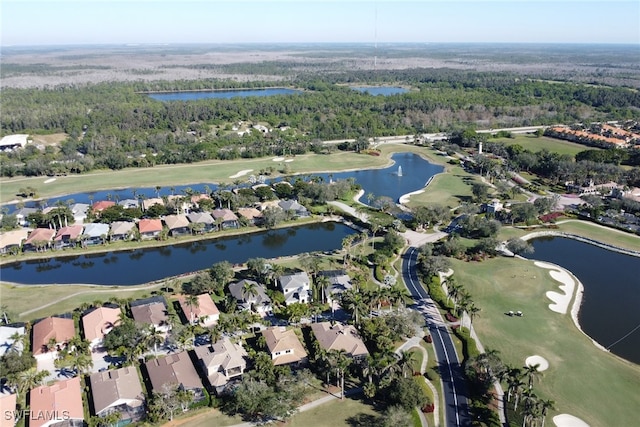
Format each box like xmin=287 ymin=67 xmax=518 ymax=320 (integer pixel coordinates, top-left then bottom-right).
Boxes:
xmin=237 ymin=207 xmax=263 ymax=225
xmin=82 ymin=306 xmax=122 ymax=350
xmin=130 ymin=296 xmax=170 ymax=333
xmin=82 ymin=223 xmax=110 ymax=245
xmin=228 ymin=279 xmax=272 ymax=315
xmin=310 ymin=322 xmax=369 ymax=359
xmin=0 ymin=228 xmax=30 ymax=254
xmin=176 ymin=294 xmax=219 ymax=327
xmin=0 ymin=393 xmax=16 ymax=427
xmin=29 ymin=377 xmax=84 ymax=427
xmin=278 ymin=272 xmax=311 ymax=306
xmin=32 ymin=316 xmax=76 ymax=359
xmin=211 ymin=209 xmax=239 ymax=229
xmin=163 ymin=214 xmax=190 ymax=236
xmin=109 ymin=221 xmax=136 ymax=241
xmin=53 ymin=224 xmax=83 ymax=249
xmin=278 ymin=200 xmax=309 ymax=217
xmin=194 ymin=337 xmax=247 ymax=393
xmin=92 ymin=201 xmax=116 ymax=215
xmin=186 ymin=212 xmax=216 ymax=233
xmin=262 ymin=326 xmax=307 ymax=366
xmin=318 ymin=270 xmax=352 ymax=306
xmin=144 ymin=352 xmax=205 ymax=401
xmin=89 ymin=366 xmax=146 ymax=424
xmin=23 ymin=228 xmax=56 ymax=252
xmin=70 ymin=203 xmax=90 ymax=224
xmin=142 ymin=198 xmax=164 ymax=211
xmin=118 ymin=199 xmax=140 ymax=209
xmin=138 ymin=218 xmax=163 ymax=240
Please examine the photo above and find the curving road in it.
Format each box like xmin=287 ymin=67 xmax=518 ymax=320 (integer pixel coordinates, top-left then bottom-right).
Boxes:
xmin=402 ymin=246 xmax=472 ymax=427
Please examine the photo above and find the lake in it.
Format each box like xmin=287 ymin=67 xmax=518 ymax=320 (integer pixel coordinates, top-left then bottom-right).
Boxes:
xmin=0 ymin=222 xmax=355 ymax=286
xmin=350 ymin=86 xmax=409 ymax=96
xmin=148 ymin=88 xmax=303 ymax=101
xmin=526 ymin=237 xmax=640 ymax=365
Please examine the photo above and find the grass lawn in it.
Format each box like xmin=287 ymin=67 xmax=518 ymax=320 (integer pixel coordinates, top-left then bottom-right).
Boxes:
xmin=490 ymin=134 xmax=594 ymax=157
xmin=407 ymin=163 xmax=480 ymax=210
xmin=279 ymin=395 xmax=380 ymax=427
xmin=449 ymin=256 xmax=640 ymax=427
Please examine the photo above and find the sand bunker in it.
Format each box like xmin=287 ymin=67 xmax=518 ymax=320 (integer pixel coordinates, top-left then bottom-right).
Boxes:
xmin=553 ymin=414 xmax=590 ymax=427
xmin=284 ymin=159 xmax=294 ymax=162
xmin=272 ymin=157 xmax=285 ymax=161
xmin=229 ymin=169 xmax=253 ymax=179
xmin=44 ymin=178 xmax=56 ymax=184
xmin=525 ymin=355 xmax=549 ymax=371
xmin=534 ymin=261 xmax=575 ymax=314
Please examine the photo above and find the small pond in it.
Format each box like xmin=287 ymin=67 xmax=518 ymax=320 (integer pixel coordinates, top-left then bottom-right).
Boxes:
xmin=350 ymin=86 xmax=409 ymax=96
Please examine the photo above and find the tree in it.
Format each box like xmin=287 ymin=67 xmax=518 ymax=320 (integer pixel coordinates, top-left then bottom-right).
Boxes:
xmin=523 ymin=363 xmax=542 ymax=390
xmin=184 ymin=294 xmax=200 ymax=324
xmin=379 ymin=405 xmax=414 ymax=427
xmin=397 ymin=350 xmax=416 ymax=378
xmin=386 ymin=377 xmax=428 ymax=409
xmin=506 ymin=237 xmax=534 ymax=256
xmin=471 ymin=182 xmax=490 ymax=202
xmin=144 ymin=324 xmax=165 ymax=356
xmin=209 ymin=261 xmax=234 ymax=296
xmin=242 ymin=280 xmax=259 ymax=311
xmin=261 ymin=206 xmax=286 ymax=229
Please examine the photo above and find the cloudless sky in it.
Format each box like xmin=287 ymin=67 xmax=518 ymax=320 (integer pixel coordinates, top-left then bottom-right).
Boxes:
xmin=2 ymin=0 xmax=639 ymax=46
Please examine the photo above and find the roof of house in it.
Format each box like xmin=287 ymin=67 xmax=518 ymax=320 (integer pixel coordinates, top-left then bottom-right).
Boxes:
xmin=130 ymin=301 xmax=168 ymax=328
xmin=142 ymin=198 xmax=164 ymax=210
xmin=82 ymin=306 xmax=121 ymax=343
xmin=279 ymin=200 xmax=307 ymax=212
xmin=89 ymin=366 xmax=145 ymax=415
xmin=262 ymin=326 xmax=307 ymax=365
xmin=187 ymin=212 xmax=215 ymax=224
xmin=0 ymin=393 xmax=17 ymax=426
xmin=237 ymin=207 xmax=262 ymax=220
xmin=228 ymin=279 xmax=271 ymax=306
xmin=176 ymin=294 xmax=219 ymax=321
xmin=278 ymin=272 xmax=310 ymax=291
xmin=110 ymin=221 xmax=136 ymax=235
xmin=310 ymin=322 xmax=369 ymax=358
xmin=92 ymin=201 xmax=115 ymax=212
xmin=0 ymin=134 xmax=28 ymax=148
xmin=54 ymin=224 xmax=84 ymax=241
xmin=0 ymin=228 xmax=31 ymax=249
xmin=138 ymin=218 xmax=163 ymax=234
xmin=29 ymin=377 xmax=84 ymax=427
xmin=14 ymin=207 xmax=37 ymax=217
xmin=319 ymin=270 xmax=351 ymax=287
xmin=194 ymin=337 xmax=247 ymax=386
xmin=83 ymin=223 xmax=110 ymax=238
xmin=32 ymin=316 xmax=75 ymax=356
xmin=70 ymin=203 xmax=90 ymax=215
xmin=0 ymin=325 xmax=25 ymax=357
xmin=163 ymin=214 xmax=190 ymax=230
xmin=24 ymin=228 xmax=56 ymax=245
xmin=191 ymin=194 xmax=212 ymax=204
xmin=144 ymin=351 xmax=203 ymax=392
xmin=118 ymin=199 xmax=140 ymax=208
xmin=211 ymin=209 xmax=238 ymax=221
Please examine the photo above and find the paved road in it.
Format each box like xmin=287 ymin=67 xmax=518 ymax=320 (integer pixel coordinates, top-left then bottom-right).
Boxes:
xmin=402 ymin=247 xmax=472 ymax=427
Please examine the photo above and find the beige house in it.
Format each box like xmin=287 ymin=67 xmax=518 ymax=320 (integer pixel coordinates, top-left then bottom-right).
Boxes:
xmin=89 ymin=367 xmax=146 ymax=424
xmin=194 ymin=337 xmax=247 ymax=392
xmin=23 ymin=228 xmax=56 ymax=252
xmin=109 ymin=221 xmax=135 ymax=241
xmin=142 ymin=197 xmax=164 ymax=211
xmin=176 ymin=294 xmax=220 ymax=327
xmin=29 ymin=377 xmax=84 ymax=427
xmin=310 ymin=322 xmax=369 ymax=359
xmin=237 ymin=207 xmax=263 ymax=225
xmin=32 ymin=316 xmax=75 ymax=359
xmin=0 ymin=228 xmax=30 ymax=254
xmin=130 ymin=297 xmax=171 ymax=333
xmin=144 ymin=351 xmax=205 ymax=401
xmin=163 ymin=214 xmax=190 ymax=236
xmin=82 ymin=306 xmax=122 ymax=349
xmin=262 ymin=326 xmax=307 ymax=366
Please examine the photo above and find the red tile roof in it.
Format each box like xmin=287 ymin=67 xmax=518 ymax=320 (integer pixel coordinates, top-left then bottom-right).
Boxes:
xmin=138 ymin=218 xmax=163 ymax=234
xmin=29 ymin=377 xmax=84 ymax=427
xmin=92 ymin=201 xmax=115 ymax=212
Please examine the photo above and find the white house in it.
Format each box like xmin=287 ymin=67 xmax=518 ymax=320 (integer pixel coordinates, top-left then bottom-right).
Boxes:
xmin=278 ymin=272 xmax=311 ymax=305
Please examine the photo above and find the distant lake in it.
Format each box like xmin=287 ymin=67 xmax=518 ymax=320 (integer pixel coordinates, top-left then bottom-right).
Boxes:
xmin=350 ymin=86 xmax=409 ymax=96
xmin=148 ymin=88 xmax=303 ymax=101
xmin=525 ymin=237 xmax=640 ymax=365
xmin=0 ymin=222 xmax=355 ymax=286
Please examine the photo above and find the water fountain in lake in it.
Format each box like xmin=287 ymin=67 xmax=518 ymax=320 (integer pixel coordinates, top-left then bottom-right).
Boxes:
xmin=397 ymin=166 xmax=403 ymax=177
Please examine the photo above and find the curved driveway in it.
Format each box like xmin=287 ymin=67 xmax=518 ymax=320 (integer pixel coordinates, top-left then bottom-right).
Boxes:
xmin=402 ymin=247 xmax=472 ymax=427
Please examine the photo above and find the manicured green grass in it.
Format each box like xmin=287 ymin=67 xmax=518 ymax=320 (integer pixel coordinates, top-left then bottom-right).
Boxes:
xmin=282 ymin=396 xmax=380 ymax=427
xmin=162 ymin=407 xmax=244 ymax=427
xmin=490 ymin=134 xmax=595 ymax=157
xmin=407 ymin=163 xmax=480 ymax=209
xmin=449 ymin=256 xmax=640 ymax=427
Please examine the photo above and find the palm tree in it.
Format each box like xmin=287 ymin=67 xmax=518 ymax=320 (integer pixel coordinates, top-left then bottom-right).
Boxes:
xmin=539 ymin=399 xmax=555 ymax=427
xmin=7 ymin=369 xmax=49 ymax=397
xmin=72 ymin=354 xmax=93 ymax=375
xmin=185 ymin=294 xmax=200 ymax=324
xmin=329 ymin=350 xmax=351 ymax=400
xmin=144 ymin=325 xmax=164 ymax=356
xmin=242 ymin=280 xmax=259 ymax=308
xmin=397 ymin=350 xmax=416 ymax=378
xmin=315 ymin=275 xmax=330 ymax=304
xmin=467 ymin=302 xmax=481 ymax=327
xmin=0 ymin=305 xmax=10 ymax=324
xmin=523 ymin=363 xmax=542 ymax=390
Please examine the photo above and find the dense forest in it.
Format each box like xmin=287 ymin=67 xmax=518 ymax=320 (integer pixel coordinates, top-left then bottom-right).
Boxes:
xmin=1 ymin=69 xmax=639 ymax=177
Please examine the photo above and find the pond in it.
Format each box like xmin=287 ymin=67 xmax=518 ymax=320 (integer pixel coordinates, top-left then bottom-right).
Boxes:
xmin=350 ymin=86 xmax=409 ymax=96
xmin=147 ymin=88 xmax=303 ymax=101
xmin=5 ymin=152 xmax=442 ymax=210
xmin=0 ymin=222 xmax=355 ymax=286
xmin=525 ymin=237 xmax=640 ymax=365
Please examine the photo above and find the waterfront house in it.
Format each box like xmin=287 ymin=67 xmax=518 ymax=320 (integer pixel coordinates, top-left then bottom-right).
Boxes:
xmin=138 ymin=218 xmax=163 ymax=240
xmin=278 ymin=272 xmax=311 ymax=306
xmin=13 ymin=207 xmax=37 ymax=226
xmin=190 ymin=193 xmax=212 ymax=209
xmin=130 ymin=296 xmax=171 ymax=333
xmin=29 ymin=377 xmax=84 ymax=427
xmin=118 ymin=199 xmax=140 ymax=209
xmin=82 ymin=223 xmax=110 ymax=245
xmin=92 ymin=200 xmax=115 ymax=216
xmin=163 ymin=214 xmax=190 ymax=236
xmin=82 ymin=306 xmax=121 ymax=350
xmin=142 ymin=197 xmax=164 ymax=211
xmin=237 ymin=207 xmax=263 ymax=225
xmin=186 ymin=212 xmax=216 ymax=233
xmin=0 ymin=228 xmax=30 ymax=254
xmin=0 ymin=324 xmax=25 ymax=356
xmin=318 ymin=270 xmax=353 ymax=306
xmin=89 ymin=366 xmax=146 ymax=424
xmin=22 ymin=228 xmax=56 ymax=252
xmin=144 ymin=351 xmax=205 ymax=401
xmin=310 ymin=322 xmax=369 ymax=359
xmin=166 ymin=195 xmax=192 ymax=214
xmin=176 ymin=294 xmax=220 ymax=327
xmin=262 ymin=326 xmax=307 ymax=366
xmin=109 ymin=221 xmax=136 ymax=241
xmin=32 ymin=316 xmax=76 ymax=360
xmin=211 ymin=209 xmax=239 ymax=229
xmin=194 ymin=337 xmax=247 ymax=393
xmin=278 ymin=200 xmax=310 ymax=218
xmin=228 ymin=279 xmax=272 ymax=315
xmin=70 ymin=203 xmax=90 ymax=224
xmin=53 ymin=224 xmax=83 ymax=249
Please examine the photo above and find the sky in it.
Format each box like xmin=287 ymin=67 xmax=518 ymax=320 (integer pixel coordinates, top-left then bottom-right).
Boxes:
xmin=1 ymin=0 xmax=639 ymax=46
